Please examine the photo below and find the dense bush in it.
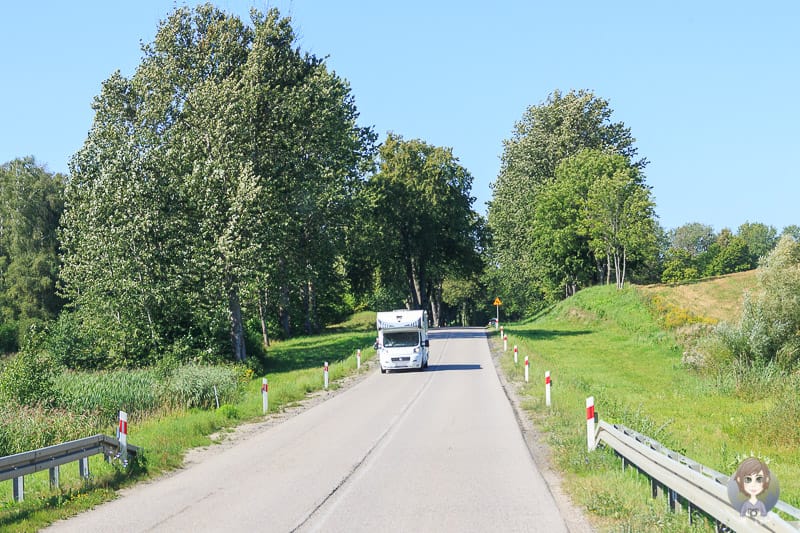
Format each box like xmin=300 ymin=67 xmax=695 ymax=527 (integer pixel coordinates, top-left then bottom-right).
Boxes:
xmin=0 ymin=321 xmax=18 ymax=353
xmin=715 ymin=235 xmax=800 ymax=369
xmin=0 ymin=351 xmax=56 ymax=406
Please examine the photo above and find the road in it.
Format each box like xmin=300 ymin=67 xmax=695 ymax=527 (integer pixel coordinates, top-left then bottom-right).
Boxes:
xmin=45 ymin=328 xmax=584 ymax=532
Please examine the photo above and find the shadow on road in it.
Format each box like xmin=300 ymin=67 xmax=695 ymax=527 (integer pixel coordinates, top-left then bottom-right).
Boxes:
xmin=429 ymin=328 xmax=488 ymax=340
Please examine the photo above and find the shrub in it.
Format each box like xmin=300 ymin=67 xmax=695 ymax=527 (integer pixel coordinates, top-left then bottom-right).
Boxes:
xmin=0 ymin=351 xmax=56 ymax=406
xmin=0 ymin=321 xmax=18 ymax=353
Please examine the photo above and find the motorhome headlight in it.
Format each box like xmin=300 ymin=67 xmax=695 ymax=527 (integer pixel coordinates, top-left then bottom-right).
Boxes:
xmin=413 ymin=347 xmax=420 ymax=353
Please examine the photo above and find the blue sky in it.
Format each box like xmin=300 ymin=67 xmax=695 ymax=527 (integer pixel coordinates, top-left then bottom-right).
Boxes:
xmin=2 ymin=1 xmax=798 ymax=232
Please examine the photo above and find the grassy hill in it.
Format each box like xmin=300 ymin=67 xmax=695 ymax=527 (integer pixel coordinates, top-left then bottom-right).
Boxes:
xmin=496 ymin=271 xmax=798 ymax=532
xmin=638 ymin=270 xmax=757 ymax=324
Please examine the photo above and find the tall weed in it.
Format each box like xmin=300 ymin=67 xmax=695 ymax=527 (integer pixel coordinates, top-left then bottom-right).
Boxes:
xmin=53 ymin=368 xmax=162 ymax=423
xmin=164 ymin=364 xmax=242 ymax=409
xmin=0 ymin=403 xmax=96 ymax=456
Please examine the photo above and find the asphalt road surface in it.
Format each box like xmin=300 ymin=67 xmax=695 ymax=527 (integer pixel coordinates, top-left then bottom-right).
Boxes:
xmin=46 ymin=328 xmax=582 ymax=532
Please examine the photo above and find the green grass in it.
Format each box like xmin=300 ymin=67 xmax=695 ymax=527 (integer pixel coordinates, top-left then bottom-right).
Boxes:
xmin=0 ymin=327 xmax=377 ymax=531
xmin=496 ymin=283 xmax=799 ymax=531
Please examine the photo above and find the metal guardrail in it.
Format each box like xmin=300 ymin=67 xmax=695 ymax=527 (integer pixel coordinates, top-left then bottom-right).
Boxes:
xmin=595 ymin=420 xmax=799 ymax=532
xmin=0 ymin=434 xmax=139 ymax=502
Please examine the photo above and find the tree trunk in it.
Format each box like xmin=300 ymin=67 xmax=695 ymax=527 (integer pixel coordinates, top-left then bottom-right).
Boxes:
xmin=279 ymin=283 xmax=291 ymax=338
xmin=228 ymin=285 xmax=246 ymax=362
xmin=620 ymin=247 xmax=627 ymax=289
xmin=406 ymin=257 xmax=420 ymax=309
xmin=430 ymin=283 xmax=441 ymax=326
xmin=304 ymin=278 xmax=317 ymax=334
xmin=258 ymin=289 xmax=269 ymax=349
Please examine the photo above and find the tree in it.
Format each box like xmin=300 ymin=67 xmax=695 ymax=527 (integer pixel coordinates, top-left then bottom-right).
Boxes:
xmin=530 ymin=150 xmax=600 ymax=299
xmin=0 ymin=158 xmax=65 ymax=323
xmin=488 ymin=89 xmax=644 ymax=311
xmin=702 ymin=229 xmax=751 ymax=276
xmin=582 ymin=153 xmax=657 ymax=289
xmin=59 ymin=5 xmax=373 ymax=366
xmin=737 ymin=221 xmax=777 ymax=266
xmin=365 ymin=134 xmax=484 ymax=326
xmin=668 ymin=223 xmax=716 ymax=257
xmin=781 ymin=225 xmax=800 ymax=242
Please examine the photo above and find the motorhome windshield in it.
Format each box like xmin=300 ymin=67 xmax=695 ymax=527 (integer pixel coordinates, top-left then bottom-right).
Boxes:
xmin=382 ymin=331 xmax=420 ymax=348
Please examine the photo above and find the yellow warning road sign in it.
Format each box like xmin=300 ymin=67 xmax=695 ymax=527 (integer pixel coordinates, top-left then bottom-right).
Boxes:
xmin=493 ymin=297 xmax=502 ymax=306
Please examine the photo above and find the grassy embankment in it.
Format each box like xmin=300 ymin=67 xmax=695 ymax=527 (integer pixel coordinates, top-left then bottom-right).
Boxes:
xmin=0 ymin=312 xmax=377 ymax=532
xmin=495 ymin=271 xmax=799 ymax=532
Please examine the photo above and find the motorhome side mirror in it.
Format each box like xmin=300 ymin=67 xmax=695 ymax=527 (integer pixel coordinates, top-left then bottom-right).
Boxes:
xmin=424 ymin=339 xmax=430 ymax=347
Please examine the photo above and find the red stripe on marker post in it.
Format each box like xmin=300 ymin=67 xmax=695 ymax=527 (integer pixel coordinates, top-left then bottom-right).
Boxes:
xmin=545 ymin=371 xmax=551 ymax=407
xmin=524 ymin=355 xmax=529 ymax=383
xmin=262 ymin=378 xmax=269 ymax=414
xmin=118 ymin=411 xmax=129 ymax=465
xmin=586 ymin=396 xmax=596 ymax=451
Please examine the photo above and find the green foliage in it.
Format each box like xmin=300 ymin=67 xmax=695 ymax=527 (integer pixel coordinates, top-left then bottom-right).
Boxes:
xmin=737 ymin=221 xmax=778 ymax=264
xmin=164 ymin=364 xmax=243 ymax=410
xmin=488 ymin=90 xmax=647 ymax=312
xmin=59 ymin=5 xmax=375 ymax=366
xmin=365 ymin=133 xmax=485 ymax=323
xmin=0 ymin=351 xmax=56 ymax=406
xmin=714 ymin=235 xmax=800 ymax=368
xmin=0 ymin=158 xmax=65 ymax=322
xmin=53 ymin=368 xmax=162 ymax=423
xmin=0 ymin=402 xmax=96 ymax=456
xmin=660 ymin=248 xmax=699 ymax=283
xmin=667 ymin=222 xmax=715 ymax=257
xmin=0 ymin=321 xmax=17 ymax=353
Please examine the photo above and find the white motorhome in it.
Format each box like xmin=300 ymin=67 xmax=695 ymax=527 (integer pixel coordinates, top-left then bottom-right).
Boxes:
xmin=375 ymin=309 xmax=430 ymax=373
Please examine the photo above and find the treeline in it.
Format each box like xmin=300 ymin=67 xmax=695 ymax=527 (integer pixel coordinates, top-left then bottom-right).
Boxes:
xmin=2 ymin=6 xmax=796 ymax=371
xmin=488 ymin=89 xmax=797 ymax=318
xmin=662 ymin=222 xmax=799 ymax=283
xmin=0 ymin=5 xmax=484 ymax=369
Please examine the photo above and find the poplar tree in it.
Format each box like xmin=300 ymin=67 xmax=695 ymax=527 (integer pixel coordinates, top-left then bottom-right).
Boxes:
xmin=60 ymin=5 xmax=373 ymax=365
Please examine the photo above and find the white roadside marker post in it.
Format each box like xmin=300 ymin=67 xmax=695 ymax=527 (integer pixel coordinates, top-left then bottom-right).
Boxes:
xmin=524 ymin=355 xmax=529 ymax=383
xmin=357 ymin=349 xmax=361 ymax=369
xmin=503 ymin=334 xmax=508 ymax=352
xmin=324 ymin=361 xmax=329 ymax=390
xmin=262 ymin=378 xmax=269 ymax=414
xmin=118 ymin=410 xmax=128 ymax=466
xmin=513 ymin=345 xmax=518 ymax=365
xmin=545 ymin=371 xmax=551 ymax=407
xmin=586 ymin=397 xmax=596 ymax=451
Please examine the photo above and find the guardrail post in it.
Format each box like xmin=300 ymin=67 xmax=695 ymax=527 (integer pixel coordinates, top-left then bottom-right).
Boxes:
xmin=545 ymin=371 xmax=551 ymax=407
xmin=262 ymin=378 xmax=269 ymax=414
xmin=524 ymin=356 xmax=529 ymax=382
xmin=49 ymin=466 xmax=60 ymax=489
xmin=12 ymin=476 xmax=23 ymax=502
xmin=668 ymin=488 xmax=679 ymax=512
xmin=324 ymin=362 xmax=329 ymax=390
xmin=79 ymin=457 xmax=90 ymax=479
xmin=586 ymin=397 xmax=596 ymax=451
